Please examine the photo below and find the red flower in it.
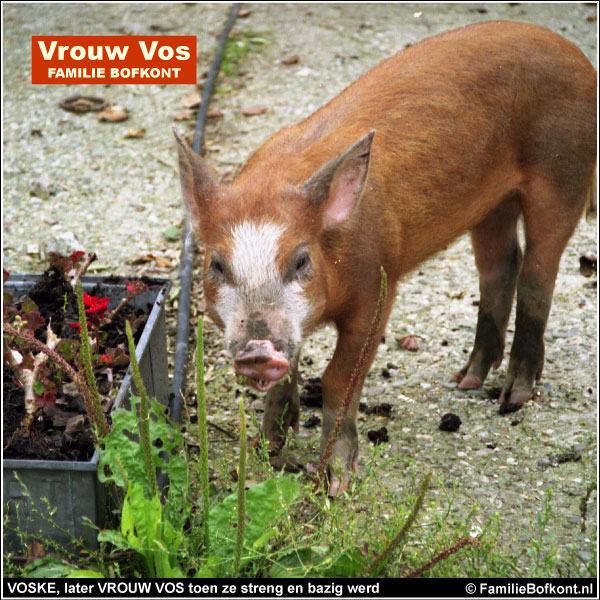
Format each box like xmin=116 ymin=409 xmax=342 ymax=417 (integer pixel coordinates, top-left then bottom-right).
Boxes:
xmin=98 ymin=354 xmax=113 ymax=364
xmin=83 ymin=292 xmax=111 ymax=320
xmin=124 ymin=279 xmax=148 ymax=296
xmin=70 ymin=251 xmax=85 ymax=264
xmin=68 ymin=293 xmax=111 ymax=329
xmin=69 ymin=321 xmax=93 ymax=330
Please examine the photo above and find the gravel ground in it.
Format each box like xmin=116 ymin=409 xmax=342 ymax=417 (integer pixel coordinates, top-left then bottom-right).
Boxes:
xmin=3 ymin=2 xmax=597 ymax=574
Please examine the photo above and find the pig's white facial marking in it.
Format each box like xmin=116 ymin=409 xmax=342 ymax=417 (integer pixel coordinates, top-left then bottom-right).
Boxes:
xmin=230 ymin=221 xmax=284 ymax=291
xmin=214 ymin=220 xmax=312 ymax=360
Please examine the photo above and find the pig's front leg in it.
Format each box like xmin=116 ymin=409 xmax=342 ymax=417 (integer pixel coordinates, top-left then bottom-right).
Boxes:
xmin=321 ymin=298 xmax=393 ymax=496
xmin=258 ymin=355 xmax=300 ymax=454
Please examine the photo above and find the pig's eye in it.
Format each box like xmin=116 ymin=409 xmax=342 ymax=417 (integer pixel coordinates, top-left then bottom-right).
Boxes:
xmin=210 ymin=259 xmax=225 ymax=275
xmin=285 ymin=247 xmax=312 ymax=282
xmin=295 ymin=253 xmax=311 ymax=275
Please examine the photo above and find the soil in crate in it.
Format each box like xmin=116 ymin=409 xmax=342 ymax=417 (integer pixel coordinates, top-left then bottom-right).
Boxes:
xmin=3 ymin=268 xmax=150 ymax=461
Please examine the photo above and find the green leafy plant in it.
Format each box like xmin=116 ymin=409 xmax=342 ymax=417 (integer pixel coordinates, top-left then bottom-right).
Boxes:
xmin=221 ymin=31 xmax=270 ymax=76
xmin=95 ymin=320 xmax=191 ymax=576
xmin=27 ymin=314 xmax=301 ymax=578
xmin=14 ymin=268 xmax=488 ymax=580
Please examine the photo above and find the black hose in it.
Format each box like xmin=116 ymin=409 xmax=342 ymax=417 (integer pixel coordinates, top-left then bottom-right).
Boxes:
xmin=166 ymin=3 xmax=239 ymax=457
xmin=193 ymin=4 xmax=240 ymax=155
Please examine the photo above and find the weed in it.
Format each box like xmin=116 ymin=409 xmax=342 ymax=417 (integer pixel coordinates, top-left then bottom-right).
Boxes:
xmin=196 ymin=318 xmax=210 ymax=553
xmin=125 ymin=319 xmax=156 ymax=495
xmin=221 ymin=31 xmax=270 ymax=76
xmin=234 ymin=396 xmax=247 ymax=576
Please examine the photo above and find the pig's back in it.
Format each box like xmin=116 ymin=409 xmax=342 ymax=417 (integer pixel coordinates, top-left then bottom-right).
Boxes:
xmin=242 ymin=20 xmax=595 ymax=181
xmin=237 ymin=21 xmax=596 ymax=274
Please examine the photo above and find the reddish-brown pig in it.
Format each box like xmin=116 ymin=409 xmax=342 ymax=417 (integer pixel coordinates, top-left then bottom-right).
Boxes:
xmin=175 ymin=21 xmax=597 ymax=496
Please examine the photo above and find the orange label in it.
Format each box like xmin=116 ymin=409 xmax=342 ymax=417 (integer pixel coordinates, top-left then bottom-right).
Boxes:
xmin=32 ymin=36 xmax=196 ymax=84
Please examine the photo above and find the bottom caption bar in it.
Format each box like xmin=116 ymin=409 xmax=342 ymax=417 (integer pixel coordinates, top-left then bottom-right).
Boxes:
xmin=4 ymin=578 xmax=598 ymax=599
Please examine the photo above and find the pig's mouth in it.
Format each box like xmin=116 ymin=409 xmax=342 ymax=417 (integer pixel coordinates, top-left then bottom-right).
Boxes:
xmin=236 ymin=375 xmax=281 ymax=393
xmin=233 ymin=339 xmax=291 ymax=393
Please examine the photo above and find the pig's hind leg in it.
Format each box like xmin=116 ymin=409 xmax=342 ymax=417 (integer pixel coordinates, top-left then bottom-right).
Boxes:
xmin=452 ymin=194 xmax=522 ymax=390
xmin=498 ymin=174 xmax=590 ymax=413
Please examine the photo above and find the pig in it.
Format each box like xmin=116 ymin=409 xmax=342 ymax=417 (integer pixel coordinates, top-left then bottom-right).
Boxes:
xmin=175 ymin=21 xmax=597 ymax=496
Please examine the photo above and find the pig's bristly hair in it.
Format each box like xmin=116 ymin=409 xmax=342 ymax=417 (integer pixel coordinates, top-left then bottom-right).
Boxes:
xmin=229 ymin=220 xmax=285 ymax=292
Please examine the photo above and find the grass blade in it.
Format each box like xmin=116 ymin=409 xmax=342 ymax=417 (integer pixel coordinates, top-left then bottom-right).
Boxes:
xmin=234 ymin=396 xmax=247 ymax=575
xmin=367 ymin=471 xmax=431 ymax=577
xmin=196 ymin=318 xmax=210 ymax=552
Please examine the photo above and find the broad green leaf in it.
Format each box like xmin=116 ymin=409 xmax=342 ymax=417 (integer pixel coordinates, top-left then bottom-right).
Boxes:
xmin=66 ymin=570 xmax=104 ymax=578
xmin=98 ymin=395 xmax=189 ymax=529
xmin=113 ymin=484 xmax=183 ymax=578
xmin=268 ymin=547 xmax=313 ymax=578
xmin=268 ymin=547 xmax=365 ymax=578
xmin=97 ymin=529 xmax=130 ymax=549
xmin=24 ymin=556 xmax=86 ymax=578
xmin=208 ymin=475 xmax=300 ymax=573
xmin=253 ymin=527 xmax=278 ymax=550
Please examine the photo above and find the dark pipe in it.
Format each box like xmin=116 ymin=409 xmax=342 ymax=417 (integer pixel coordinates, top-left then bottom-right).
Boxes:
xmin=170 ymin=2 xmax=240 ymax=425
xmin=193 ymin=3 xmax=240 ymax=155
xmin=161 ymin=4 xmax=239 ymax=489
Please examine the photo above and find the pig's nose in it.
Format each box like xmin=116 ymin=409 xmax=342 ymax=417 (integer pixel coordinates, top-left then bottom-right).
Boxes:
xmin=234 ymin=340 xmax=290 ymax=392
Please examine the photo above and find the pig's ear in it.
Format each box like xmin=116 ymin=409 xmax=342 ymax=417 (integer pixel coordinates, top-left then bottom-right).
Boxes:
xmin=173 ymin=126 xmax=218 ymax=232
xmin=304 ymin=130 xmax=375 ymax=229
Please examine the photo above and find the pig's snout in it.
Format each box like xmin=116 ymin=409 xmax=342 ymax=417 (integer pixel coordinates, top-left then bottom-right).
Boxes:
xmin=234 ymin=340 xmax=290 ymax=392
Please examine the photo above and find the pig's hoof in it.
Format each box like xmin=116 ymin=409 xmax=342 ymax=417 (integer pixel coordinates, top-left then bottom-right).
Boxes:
xmin=498 ymin=389 xmax=530 ymax=414
xmin=458 ymin=373 xmax=483 ymax=390
xmin=327 ymin=471 xmax=352 ymax=497
xmin=269 ymin=455 xmax=303 ymax=473
xmin=327 ymin=458 xmax=358 ymax=497
xmin=249 ymin=435 xmax=284 ymax=456
xmin=328 ymin=475 xmax=347 ymax=497
xmin=450 ymin=370 xmax=465 ymax=383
